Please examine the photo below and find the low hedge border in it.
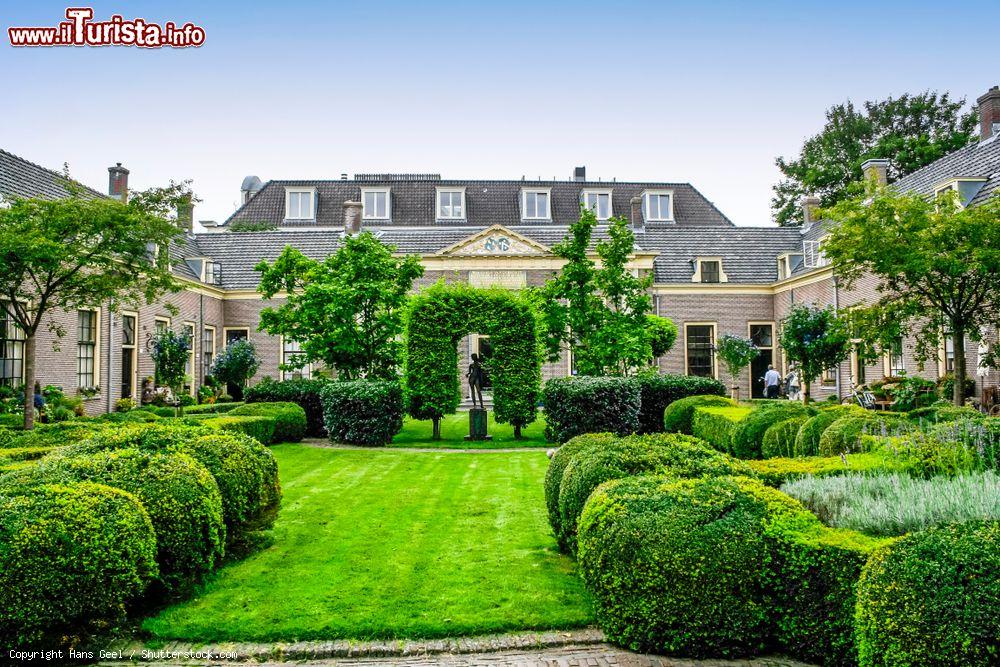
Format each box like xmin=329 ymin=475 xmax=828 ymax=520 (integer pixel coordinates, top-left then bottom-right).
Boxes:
xmin=244 ymin=378 xmax=329 ymax=437
xmin=794 ymin=406 xmax=864 ymax=458
xmin=229 ymin=402 xmax=306 ymax=443
xmin=636 ymin=375 xmax=726 ymax=434
xmin=662 ymin=395 xmax=736 ymax=435
xmin=747 ymin=452 xmax=913 ymax=487
xmin=761 ymin=416 xmax=809 ymax=459
xmin=690 ymin=406 xmax=750 ymax=452
xmin=181 ymin=402 xmax=244 ymax=415
xmin=818 ymin=415 xmax=912 ymax=457
xmin=729 ymin=403 xmax=813 ymax=459
xmin=202 ymin=415 xmax=277 ymax=446
xmin=544 ymin=432 xmax=619 ymax=551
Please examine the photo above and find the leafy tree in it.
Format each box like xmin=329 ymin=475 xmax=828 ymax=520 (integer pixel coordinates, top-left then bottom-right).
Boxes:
xmin=150 ymin=329 xmax=190 ymax=414
xmin=779 ymin=304 xmax=851 ymax=404
xmin=715 ymin=334 xmax=759 ymax=399
xmin=646 ymin=315 xmax=678 ymax=359
xmin=210 ymin=339 xmax=260 ymax=401
xmin=772 ymin=92 xmax=977 ymax=226
xmin=823 ymin=190 xmax=1000 ymax=406
xmin=539 ymin=208 xmax=657 ymax=375
xmin=0 ymin=179 xmax=189 ymax=429
xmin=256 ymin=232 xmax=423 ymax=380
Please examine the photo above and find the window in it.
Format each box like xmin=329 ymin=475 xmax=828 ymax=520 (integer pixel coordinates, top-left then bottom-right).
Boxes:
xmin=692 ymin=257 xmax=727 ymax=283
xmin=823 ymin=366 xmax=837 ymax=384
xmin=685 ymin=324 xmax=716 ymax=378
xmin=851 ymin=343 xmax=868 ymax=387
xmin=436 ymin=189 xmax=465 ymax=219
xmin=944 ymin=335 xmax=956 ymax=374
xmin=203 ymin=261 xmax=221 ymax=286
xmin=887 ymin=337 xmax=905 ymax=376
xmin=700 ymin=260 xmax=720 ymax=283
xmin=776 ymin=253 xmax=801 ymax=280
xmin=362 ymin=188 xmax=390 ymax=219
xmin=643 ymin=191 xmax=673 ymax=221
xmin=121 ymin=313 xmax=137 ymax=399
xmin=154 ymin=317 xmax=170 ymax=335
xmin=284 ymin=187 xmax=315 ymax=220
xmin=521 ymin=189 xmax=551 ymax=220
xmin=224 ymin=328 xmax=249 ymax=347
xmin=203 ymin=326 xmax=216 ymax=376
xmin=803 ymin=239 xmax=830 ymax=269
xmin=0 ymin=301 xmax=25 ymax=387
xmin=582 ymin=190 xmax=612 ymax=220
xmin=749 ymin=323 xmax=775 ymax=399
xmin=77 ymin=309 xmax=98 ymax=389
xmin=183 ymin=322 xmax=196 ymax=395
xmin=281 ymin=338 xmax=311 ymax=380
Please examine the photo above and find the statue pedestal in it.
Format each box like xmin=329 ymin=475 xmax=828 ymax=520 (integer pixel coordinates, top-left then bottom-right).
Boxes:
xmin=465 ymin=408 xmax=492 ymax=441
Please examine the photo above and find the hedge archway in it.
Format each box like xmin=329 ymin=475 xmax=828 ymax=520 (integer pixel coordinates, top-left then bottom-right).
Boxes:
xmin=404 ymin=282 xmax=541 ymax=439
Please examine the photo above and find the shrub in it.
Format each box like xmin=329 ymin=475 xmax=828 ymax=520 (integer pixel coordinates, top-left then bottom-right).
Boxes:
xmin=229 ymin=401 xmax=306 ymax=443
xmin=883 ymin=375 xmax=937 ymax=411
xmin=542 ymin=376 xmax=640 ymax=443
xmin=937 ymin=372 xmax=976 ymax=402
xmin=662 ymin=394 xmax=735 ymax=434
xmin=245 ymin=378 xmax=328 ymax=437
xmin=57 ymin=422 xmax=209 ymax=458
xmin=321 ymin=380 xmax=404 ymax=446
xmin=3 ymin=420 xmax=107 ymax=449
xmin=182 ymin=401 xmax=244 ymax=415
xmin=690 ymin=405 xmax=751 ymax=451
xmin=818 ymin=415 xmax=911 ymax=456
xmin=544 ymin=433 xmax=619 ymax=551
xmin=577 ymin=475 xmax=803 ymax=657
xmin=730 ymin=403 xmax=812 ymax=459
xmin=96 ymin=410 xmax=161 ymax=424
xmin=0 ymin=482 xmax=157 ymax=647
xmin=20 ymin=449 xmax=225 ymax=593
xmin=202 ymin=415 xmax=276 ymax=446
xmin=761 ymin=416 xmax=809 ymax=459
xmin=747 ymin=452 xmax=913 ymax=487
xmin=794 ymin=405 xmax=864 ymax=457
xmin=635 ymin=374 xmax=726 ymax=434
xmin=925 ymin=418 xmax=1000 ymax=470
xmin=210 ymin=339 xmax=260 ymax=401
xmin=0 ymin=413 xmax=22 ymax=429
xmin=856 ymin=521 xmax=1000 ymax=666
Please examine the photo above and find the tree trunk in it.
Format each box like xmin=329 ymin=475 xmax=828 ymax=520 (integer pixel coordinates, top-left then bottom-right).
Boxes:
xmin=22 ymin=334 xmax=36 ymax=431
xmin=953 ymin=326 xmax=967 ymax=407
xmin=432 ymin=417 xmax=441 ymax=440
xmin=730 ymin=385 xmax=740 ymax=402
xmin=802 ymin=379 xmax=811 ymax=405
xmin=514 ymin=422 xmax=522 ymax=440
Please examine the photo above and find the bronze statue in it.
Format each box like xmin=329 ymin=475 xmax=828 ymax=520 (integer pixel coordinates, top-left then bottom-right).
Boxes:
xmin=467 ymin=353 xmax=486 ymax=409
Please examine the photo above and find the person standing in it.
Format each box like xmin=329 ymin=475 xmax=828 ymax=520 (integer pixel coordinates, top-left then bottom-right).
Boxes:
xmin=764 ymin=365 xmax=782 ymax=399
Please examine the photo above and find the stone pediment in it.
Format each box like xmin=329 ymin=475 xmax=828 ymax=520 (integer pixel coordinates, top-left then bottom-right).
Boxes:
xmin=436 ymin=225 xmax=551 ymax=257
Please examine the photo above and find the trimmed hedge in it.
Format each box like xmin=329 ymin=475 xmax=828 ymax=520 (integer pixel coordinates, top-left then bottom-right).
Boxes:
xmin=244 ymin=378 xmax=329 ymax=437
xmin=3 ymin=420 xmax=107 ymax=449
xmin=747 ymin=452 xmax=913 ymax=487
xmin=662 ymin=394 xmax=736 ymax=435
xmin=182 ymin=402 xmax=244 ymax=415
xmin=544 ymin=432 xmax=619 ymax=551
xmin=0 ymin=414 xmax=22 ymax=429
xmin=818 ymin=415 xmax=911 ymax=457
xmin=577 ymin=475 xmax=804 ymax=657
xmin=729 ymin=403 xmax=812 ymax=459
xmin=321 ymin=380 xmax=404 ymax=446
xmin=761 ymin=416 xmax=809 ymax=459
xmin=202 ymin=415 xmax=276 ymax=445
xmin=636 ymin=374 xmax=726 ymax=434
xmin=794 ymin=406 xmax=864 ymax=457
xmin=229 ymin=401 xmax=306 ymax=443
xmin=856 ymin=520 xmax=1000 ymax=667
xmin=691 ymin=406 xmax=750 ymax=451
xmin=543 ymin=376 xmax=641 ymax=443
xmin=0 ymin=482 xmax=157 ymax=647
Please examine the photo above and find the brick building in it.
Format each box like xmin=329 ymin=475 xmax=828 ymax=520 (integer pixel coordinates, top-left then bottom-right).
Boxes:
xmin=2 ymin=85 xmax=998 ymax=412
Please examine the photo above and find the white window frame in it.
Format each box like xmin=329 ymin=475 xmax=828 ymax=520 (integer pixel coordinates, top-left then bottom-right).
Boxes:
xmin=581 ymin=189 xmax=613 ymax=220
xmin=284 ymin=186 xmax=316 ymax=220
xmin=802 ymin=237 xmax=830 ymax=269
xmin=436 ymin=187 xmax=466 ymax=220
xmin=691 ymin=257 xmax=728 ymax=283
xmin=182 ymin=321 xmax=197 ymax=396
xmin=643 ymin=190 xmax=674 ymax=222
xmin=361 ymin=187 xmax=391 ymax=220
xmin=280 ymin=336 xmax=312 ymax=381
xmin=223 ymin=327 xmax=250 ymax=349
xmin=77 ymin=307 xmax=101 ymax=391
xmin=521 ymin=188 xmax=552 ymax=221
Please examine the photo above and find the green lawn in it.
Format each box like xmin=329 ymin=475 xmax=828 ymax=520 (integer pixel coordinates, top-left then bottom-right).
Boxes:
xmin=389 ymin=411 xmax=549 ymax=448
xmin=142 ymin=444 xmax=592 ymax=642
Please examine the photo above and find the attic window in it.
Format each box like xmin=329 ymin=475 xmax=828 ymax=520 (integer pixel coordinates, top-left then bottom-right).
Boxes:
xmin=933 ymin=178 xmax=988 ymax=208
xmin=285 ymin=187 xmax=316 ymax=220
xmin=522 ymin=189 xmax=551 ymax=220
xmin=362 ymin=188 xmax=390 ymax=220
xmin=582 ymin=190 xmax=612 ymax=220
xmin=776 ymin=252 xmax=802 ymax=280
xmin=436 ymin=188 xmax=465 ymax=219
xmin=803 ymin=239 xmax=829 ymax=269
xmin=203 ymin=261 xmax=221 ymax=286
xmin=692 ymin=257 xmax=727 ymax=283
xmin=643 ymin=190 xmax=673 ymax=222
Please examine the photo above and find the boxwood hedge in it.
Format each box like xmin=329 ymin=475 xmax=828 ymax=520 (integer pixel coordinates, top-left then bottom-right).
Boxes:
xmin=202 ymin=414 xmax=277 ymax=445
xmin=543 ymin=376 xmax=641 ymax=443
xmin=729 ymin=403 xmax=812 ymax=459
xmin=544 ymin=432 xmax=619 ymax=551
xmin=230 ymin=401 xmax=307 ymax=443
xmin=818 ymin=415 xmax=911 ymax=457
xmin=662 ymin=394 xmax=736 ymax=435
xmin=794 ymin=406 xmax=864 ymax=457
xmin=321 ymin=380 xmax=404 ymax=446
xmin=245 ymin=378 xmax=329 ymax=437
xmin=760 ymin=416 xmax=809 ymax=459
xmin=635 ymin=374 xmax=726 ymax=434
xmin=690 ymin=405 xmax=750 ymax=451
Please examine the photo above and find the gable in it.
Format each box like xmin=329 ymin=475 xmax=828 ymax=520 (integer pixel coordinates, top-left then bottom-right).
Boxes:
xmin=436 ymin=225 xmax=551 ymax=257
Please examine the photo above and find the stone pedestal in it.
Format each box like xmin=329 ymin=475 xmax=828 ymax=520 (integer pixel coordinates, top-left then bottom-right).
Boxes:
xmin=465 ymin=408 xmax=492 ymax=441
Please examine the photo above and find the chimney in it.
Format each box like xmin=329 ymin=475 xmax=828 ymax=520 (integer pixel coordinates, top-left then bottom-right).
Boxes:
xmin=861 ymin=158 xmax=889 ymax=187
xmin=977 ymin=85 xmax=1000 ymax=141
xmin=343 ymin=200 xmax=362 ymax=235
xmin=108 ymin=162 xmax=129 ymax=203
xmin=630 ymin=196 xmax=644 ymax=231
xmin=801 ymin=195 xmax=822 ymax=226
xmin=176 ymin=193 xmax=194 ymax=233
xmin=573 ymin=166 xmax=586 ymax=182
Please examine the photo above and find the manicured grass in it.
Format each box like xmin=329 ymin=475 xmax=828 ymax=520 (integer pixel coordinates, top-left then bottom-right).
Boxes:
xmin=142 ymin=444 xmax=592 ymax=642
xmin=389 ymin=411 xmax=549 ymax=448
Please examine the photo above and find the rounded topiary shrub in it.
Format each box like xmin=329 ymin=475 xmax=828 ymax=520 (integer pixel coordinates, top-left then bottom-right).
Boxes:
xmin=0 ymin=482 xmax=157 ymax=647
xmin=856 ymin=520 xmax=1000 ymax=667
xmin=636 ymin=374 xmax=726 ymax=434
xmin=577 ymin=474 xmax=802 ymax=657
xmin=818 ymin=415 xmax=911 ymax=457
xmin=793 ymin=406 xmax=864 ymax=457
xmin=729 ymin=403 xmax=812 ymax=459
xmin=229 ymin=401 xmax=307 ymax=442
xmin=321 ymin=380 xmax=404 ymax=446
xmin=543 ymin=376 xmax=641 ymax=443
xmin=32 ymin=449 xmax=225 ymax=593
xmin=662 ymin=394 xmax=736 ymax=434
xmin=761 ymin=416 xmax=809 ymax=459
xmin=544 ymin=432 xmax=619 ymax=550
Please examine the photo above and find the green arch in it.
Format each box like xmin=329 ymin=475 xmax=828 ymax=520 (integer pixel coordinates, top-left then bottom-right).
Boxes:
xmin=404 ymin=282 xmax=541 ymax=439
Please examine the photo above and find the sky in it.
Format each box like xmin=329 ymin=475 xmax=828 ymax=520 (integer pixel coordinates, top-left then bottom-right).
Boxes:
xmin=0 ymin=1 xmax=995 ymax=230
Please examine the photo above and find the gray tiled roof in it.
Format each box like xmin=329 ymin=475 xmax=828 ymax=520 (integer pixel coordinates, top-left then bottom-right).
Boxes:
xmin=0 ymin=148 xmax=104 ymax=201
xmin=890 ymin=135 xmax=1000 ymax=206
xmin=222 ymin=178 xmax=734 ymax=229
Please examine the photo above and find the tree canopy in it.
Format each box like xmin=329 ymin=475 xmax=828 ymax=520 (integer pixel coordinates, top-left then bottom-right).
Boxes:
xmin=772 ymin=91 xmax=977 ymax=226
xmin=779 ymin=304 xmax=851 ymax=404
xmin=715 ymin=334 xmax=759 ymax=393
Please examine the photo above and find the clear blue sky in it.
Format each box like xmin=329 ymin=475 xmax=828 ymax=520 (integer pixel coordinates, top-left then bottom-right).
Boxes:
xmin=1 ymin=1 xmax=995 ymax=228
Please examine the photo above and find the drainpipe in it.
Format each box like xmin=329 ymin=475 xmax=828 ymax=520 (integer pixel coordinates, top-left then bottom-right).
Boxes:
xmin=833 ymin=275 xmax=841 ymax=401
xmin=199 ymin=294 xmax=204 ymax=387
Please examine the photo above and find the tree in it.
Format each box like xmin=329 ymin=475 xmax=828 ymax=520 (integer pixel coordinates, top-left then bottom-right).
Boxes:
xmin=646 ymin=315 xmax=678 ymax=359
xmin=539 ymin=208 xmax=657 ymax=375
xmin=822 ymin=190 xmax=1000 ymax=406
xmin=779 ymin=304 xmax=851 ymax=404
xmin=256 ymin=232 xmax=423 ymax=380
xmin=210 ymin=339 xmax=260 ymax=402
xmin=715 ymin=334 xmax=759 ymax=400
xmin=150 ymin=329 xmax=190 ymax=414
xmin=772 ymin=92 xmax=977 ymax=226
xmin=0 ymin=181 xmax=188 ymax=429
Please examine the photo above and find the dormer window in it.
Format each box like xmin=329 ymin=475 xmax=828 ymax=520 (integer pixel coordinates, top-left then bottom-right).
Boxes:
xmin=285 ymin=187 xmax=316 ymax=220
xmin=933 ymin=178 xmax=988 ymax=208
xmin=692 ymin=257 xmax=727 ymax=283
xmin=582 ymin=190 xmax=612 ymax=220
xmin=776 ymin=252 xmax=802 ymax=280
xmin=643 ymin=190 xmax=673 ymax=222
xmin=203 ymin=261 xmax=221 ymax=286
xmin=362 ymin=187 xmax=390 ymax=220
xmin=803 ymin=238 xmax=830 ymax=269
xmin=436 ymin=188 xmax=465 ymax=219
xmin=522 ymin=189 xmax=551 ymax=220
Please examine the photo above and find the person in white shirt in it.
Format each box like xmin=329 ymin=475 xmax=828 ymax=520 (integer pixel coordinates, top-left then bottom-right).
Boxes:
xmin=764 ymin=365 xmax=782 ymax=399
